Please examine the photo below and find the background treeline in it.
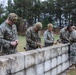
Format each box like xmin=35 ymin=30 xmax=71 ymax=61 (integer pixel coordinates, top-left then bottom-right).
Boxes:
xmin=0 ymin=0 xmax=76 ymax=34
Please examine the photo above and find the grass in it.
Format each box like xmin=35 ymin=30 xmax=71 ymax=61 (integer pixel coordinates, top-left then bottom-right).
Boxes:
xmin=17 ymin=36 xmax=25 ymax=52
xmin=67 ymin=69 xmax=76 ymax=75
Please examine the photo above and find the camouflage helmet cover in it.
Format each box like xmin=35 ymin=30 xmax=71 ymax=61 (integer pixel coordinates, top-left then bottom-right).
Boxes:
xmin=7 ymin=13 xmax=18 ymax=23
xmin=47 ymin=23 xmax=53 ymax=28
xmin=35 ymin=22 xmax=42 ymax=30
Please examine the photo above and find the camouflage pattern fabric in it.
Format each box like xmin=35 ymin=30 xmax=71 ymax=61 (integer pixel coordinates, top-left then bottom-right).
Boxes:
xmin=25 ymin=27 xmax=41 ymax=50
xmin=60 ymin=27 xmax=69 ymax=43
xmin=7 ymin=13 xmax=18 ymax=23
xmin=69 ymin=30 xmax=76 ymax=64
xmin=0 ymin=22 xmax=18 ymax=55
xmin=43 ymin=30 xmax=54 ymax=47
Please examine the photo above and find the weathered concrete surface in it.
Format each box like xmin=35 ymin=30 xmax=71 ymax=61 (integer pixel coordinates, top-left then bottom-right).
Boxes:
xmin=26 ymin=66 xmax=36 ymax=75
xmin=36 ymin=63 xmax=44 ymax=75
xmin=44 ymin=60 xmax=51 ymax=72
xmin=0 ymin=44 xmax=70 ymax=75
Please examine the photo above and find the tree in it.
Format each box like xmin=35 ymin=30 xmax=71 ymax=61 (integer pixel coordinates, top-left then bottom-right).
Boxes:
xmin=3 ymin=0 xmax=76 ymax=28
xmin=0 ymin=4 xmax=4 ymax=24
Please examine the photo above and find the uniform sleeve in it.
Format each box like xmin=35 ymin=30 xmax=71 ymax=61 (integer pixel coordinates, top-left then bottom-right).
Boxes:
xmin=38 ymin=32 xmax=41 ymax=43
xmin=59 ymin=30 xmax=63 ymax=40
xmin=69 ymin=31 xmax=76 ymax=41
xmin=13 ymin=25 xmax=18 ymax=40
xmin=44 ymin=32 xmax=54 ymax=43
xmin=73 ymin=32 xmax=76 ymax=39
xmin=0 ymin=27 xmax=11 ymax=48
xmin=25 ymin=29 xmax=36 ymax=46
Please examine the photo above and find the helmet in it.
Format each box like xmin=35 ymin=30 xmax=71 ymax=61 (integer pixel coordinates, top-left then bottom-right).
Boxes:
xmin=7 ymin=13 xmax=18 ymax=23
xmin=47 ymin=23 xmax=53 ymax=28
xmin=35 ymin=22 xmax=42 ymax=30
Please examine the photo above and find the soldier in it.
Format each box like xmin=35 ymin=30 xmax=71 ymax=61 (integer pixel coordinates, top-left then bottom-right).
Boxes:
xmin=67 ymin=25 xmax=76 ymax=69
xmin=43 ymin=23 xmax=55 ymax=47
xmin=59 ymin=26 xmax=70 ymax=44
xmin=25 ymin=22 xmax=42 ymax=50
xmin=0 ymin=13 xmax=18 ymax=55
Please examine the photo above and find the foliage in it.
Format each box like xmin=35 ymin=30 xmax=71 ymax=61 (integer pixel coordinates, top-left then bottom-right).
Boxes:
xmin=42 ymin=18 xmax=50 ymax=28
xmin=0 ymin=4 xmax=4 ymax=24
xmin=0 ymin=0 xmax=76 ymax=32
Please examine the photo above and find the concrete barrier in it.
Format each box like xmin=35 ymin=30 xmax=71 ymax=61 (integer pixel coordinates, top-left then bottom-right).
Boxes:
xmin=0 ymin=44 xmax=70 ymax=75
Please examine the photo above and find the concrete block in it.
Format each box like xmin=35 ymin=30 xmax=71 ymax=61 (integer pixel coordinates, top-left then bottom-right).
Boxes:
xmin=35 ymin=51 xmax=44 ymax=64
xmin=57 ymin=56 xmax=62 ymax=65
xmin=65 ymin=53 xmax=69 ymax=61
xmin=36 ymin=63 xmax=44 ymax=75
xmin=44 ymin=48 xmax=51 ymax=60
xmin=39 ymin=74 xmax=44 ymax=75
xmin=26 ymin=66 xmax=36 ymax=75
xmin=52 ymin=49 xmax=58 ymax=58
xmin=12 ymin=70 xmax=25 ymax=75
xmin=44 ymin=60 xmax=51 ymax=72
xmin=51 ymin=68 xmax=57 ymax=75
xmin=51 ymin=58 xmax=57 ymax=68
xmin=62 ymin=46 xmax=68 ymax=54
xmin=45 ymin=71 xmax=51 ymax=75
xmin=24 ymin=52 xmax=36 ymax=68
xmin=57 ymin=65 xmax=62 ymax=74
xmin=50 ymin=49 xmax=53 ymax=58
xmin=62 ymin=54 xmax=67 ymax=63
xmin=65 ymin=61 xmax=70 ymax=69
xmin=62 ymin=63 xmax=66 ymax=71
xmin=57 ymin=47 xmax=62 ymax=55
xmin=65 ymin=46 xmax=69 ymax=52
xmin=0 ymin=58 xmax=9 ymax=75
xmin=39 ymin=74 xmax=45 ymax=75
xmin=0 ymin=53 xmax=24 ymax=74
xmin=8 ymin=53 xmax=25 ymax=73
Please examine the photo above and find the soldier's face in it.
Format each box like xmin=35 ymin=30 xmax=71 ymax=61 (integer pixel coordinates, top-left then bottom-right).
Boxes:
xmin=12 ymin=18 xmax=18 ymax=23
xmin=10 ymin=20 xmax=17 ymax=25
xmin=68 ymin=27 xmax=73 ymax=32
xmin=10 ymin=21 xmax=15 ymax=25
xmin=49 ymin=27 xmax=53 ymax=32
xmin=34 ymin=27 xmax=38 ymax=32
xmin=35 ymin=27 xmax=42 ymax=32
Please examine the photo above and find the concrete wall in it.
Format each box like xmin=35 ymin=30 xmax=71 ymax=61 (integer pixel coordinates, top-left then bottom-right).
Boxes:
xmin=0 ymin=44 xmax=70 ymax=75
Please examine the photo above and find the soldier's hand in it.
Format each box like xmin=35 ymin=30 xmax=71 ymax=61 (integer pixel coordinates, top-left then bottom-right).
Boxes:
xmin=36 ymin=42 xmax=43 ymax=48
xmin=11 ymin=41 xmax=17 ymax=46
xmin=53 ymin=41 xmax=57 ymax=44
xmin=56 ymin=39 xmax=61 ymax=43
xmin=15 ymin=40 xmax=18 ymax=44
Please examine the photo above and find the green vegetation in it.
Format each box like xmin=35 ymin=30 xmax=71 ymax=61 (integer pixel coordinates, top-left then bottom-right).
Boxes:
xmin=17 ymin=36 xmax=25 ymax=52
xmin=67 ymin=69 xmax=76 ymax=75
xmin=0 ymin=0 xmax=76 ymax=29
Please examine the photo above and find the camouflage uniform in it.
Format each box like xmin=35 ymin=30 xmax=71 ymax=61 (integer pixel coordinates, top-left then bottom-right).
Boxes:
xmin=60 ymin=27 xmax=69 ymax=43
xmin=25 ymin=27 xmax=41 ymax=50
xmin=69 ymin=30 xmax=76 ymax=64
xmin=43 ymin=30 xmax=54 ymax=47
xmin=0 ymin=13 xmax=18 ymax=55
xmin=0 ymin=22 xmax=18 ymax=55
